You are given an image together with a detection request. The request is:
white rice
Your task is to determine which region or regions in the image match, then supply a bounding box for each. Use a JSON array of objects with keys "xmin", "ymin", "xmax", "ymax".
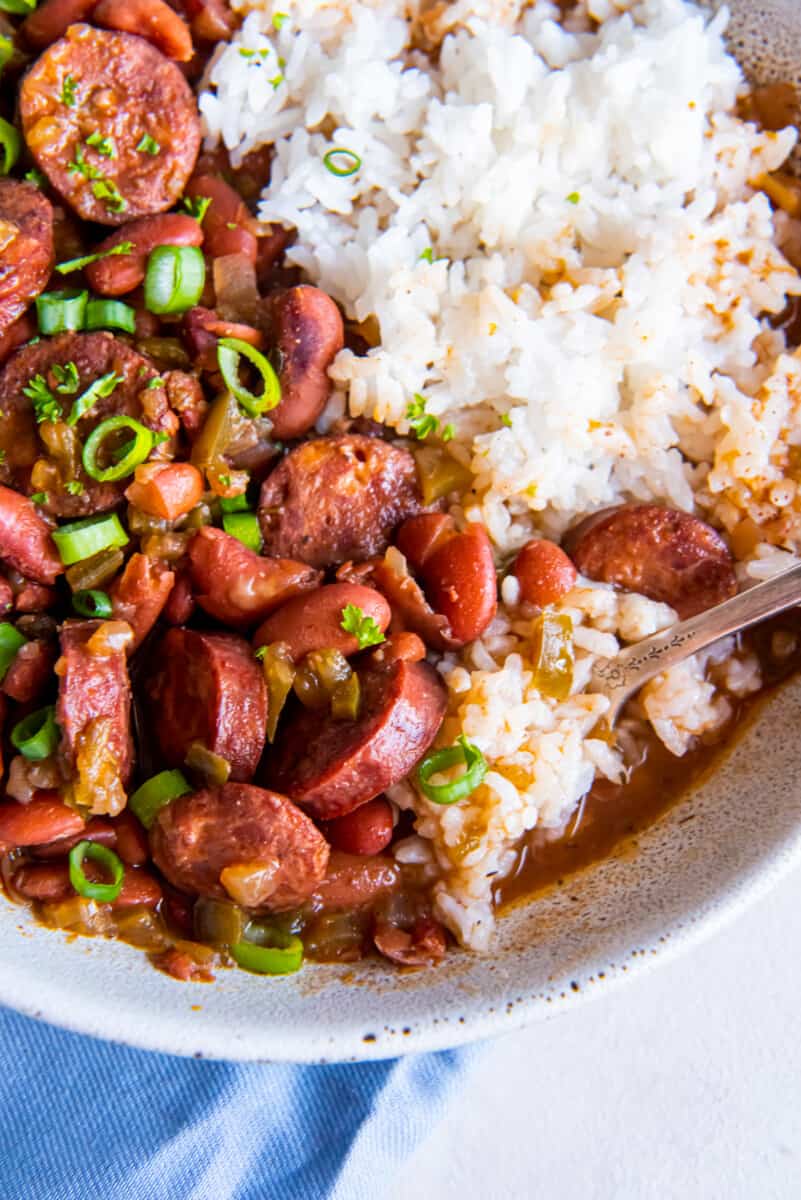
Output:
[{"xmin": 201, "ymin": 0, "xmax": 801, "ymax": 949}]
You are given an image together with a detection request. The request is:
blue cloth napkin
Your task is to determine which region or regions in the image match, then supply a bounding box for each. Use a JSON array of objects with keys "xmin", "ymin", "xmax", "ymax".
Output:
[{"xmin": 0, "ymin": 1005, "xmax": 469, "ymax": 1200}]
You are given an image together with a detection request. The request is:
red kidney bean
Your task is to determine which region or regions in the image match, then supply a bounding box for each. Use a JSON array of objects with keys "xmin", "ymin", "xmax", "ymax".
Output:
[
  {"xmin": 322, "ymin": 798, "xmax": 395, "ymax": 856},
  {"xmin": 395, "ymin": 515, "xmax": 497, "ymax": 645},
  {"xmin": 21, "ymin": 0, "xmax": 95, "ymax": 48},
  {"xmin": 185, "ymin": 175, "xmax": 258, "ymax": 261},
  {"xmin": 266, "ymin": 286, "xmax": 345, "ymax": 440},
  {"xmin": 85, "ymin": 213, "xmax": 203, "ymax": 296},
  {"xmin": 92, "ymin": 0, "xmax": 194, "ymax": 61},
  {"xmin": 512, "ymin": 538, "xmax": 577, "ymax": 607},
  {"xmin": 253, "ymin": 582, "xmax": 391, "ymax": 663},
  {"xmin": 395, "ymin": 513, "xmax": 453, "ymax": 571},
  {"xmin": 13, "ymin": 861, "xmax": 162, "ymax": 907},
  {"xmin": 0, "ymin": 796, "xmax": 84, "ymax": 848}
]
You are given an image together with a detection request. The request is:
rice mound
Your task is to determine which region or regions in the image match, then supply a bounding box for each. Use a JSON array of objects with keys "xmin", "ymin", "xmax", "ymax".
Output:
[{"xmin": 201, "ymin": 0, "xmax": 801, "ymax": 949}]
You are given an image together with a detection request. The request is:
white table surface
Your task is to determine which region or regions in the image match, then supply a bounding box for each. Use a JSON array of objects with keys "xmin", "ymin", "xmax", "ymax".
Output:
[{"xmin": 392, "ymin": 861, "xmax": 801, "ymax": 1200}]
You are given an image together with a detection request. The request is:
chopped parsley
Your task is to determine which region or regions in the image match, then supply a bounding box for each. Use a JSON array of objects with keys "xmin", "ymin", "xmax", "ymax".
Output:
[
  {"xmin": 65, "ymin": 480, "xmax": 84, "ymax": 496},
  {"xmin": 270, "ymin": 74, "xmax": 284, "ymax": 89},
  {"xmin": 53, "ymin": 362, "xmax": 80, "ymax": 394},
  {"xmin": 340, "ymin": 603, "xmax": 386, "ymax": 650},
  {"xmin": 405, "ymin": 393, "xmax": 439, "ymax": 440},
  {"xmin": 60, "ymin": 74, "xmax": 77, "ymax": 108},
  {"xmin": 419, "ymin": 247, "xmax": 434, "ymax": 264},
  {"xmin": 144, "ymin": 376, "xmax": 165, "ymax": 390},
  {"xmin": 68, "ymin": 145, "xmax": 102, "ymax": 181},
  {"xmin": 91, "ymin": 178, "xmax": 126, "ymax": 214},
  {"xmin": 273, "ymin": 11, "xmax": 287, "ymax": 29},
  {"xmin": 24, "ymin": 168, "xmax": 46, "ymax": 189},
  {"xmin": 23, "ymin": 375, "xmax": 62, "ymax": 424},
  {"xmin": 500, "ymin": 413, "xmax": 512, "ymax": 427},
  {"xmin": 239, "ymin": 47, "xmax": 255, "ymax": 58},
  {"xmin": 29, "ymin": 492, "xmax": 48, "ymax": 505},
  {"xmin": 86, "ymin": 131, "xmax": 116, "ymax": 159},
  {"xmin": 442, "ymin": 423, "xmax": 455, "ymax": 442},
  {"xmin": 55, "ymin": 241, "xmax": 134, "ymax": 275},
  {"xmin": 67, "ymin": 371, "xmax": 122, "ymax": 427},
  {"xmin": 566, "ymin": 191, "xmax": 580, "ymax": 204},
  {"xmin": 136, "ymin": 133, "xmax": 160, "ymax": 156},
  {"xmin": 152, "ymin": 431, "xmax": 170, "ymax": 446},
  {"xmin": 181, "ymin": 195, "xmax": 212, "ymax": 224}
]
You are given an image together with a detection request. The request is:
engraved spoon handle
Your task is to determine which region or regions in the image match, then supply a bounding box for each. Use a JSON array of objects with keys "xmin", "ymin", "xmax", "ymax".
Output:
[{"xmin": 588, "ymin": 561, "xmax": 801, "ymax": 724}]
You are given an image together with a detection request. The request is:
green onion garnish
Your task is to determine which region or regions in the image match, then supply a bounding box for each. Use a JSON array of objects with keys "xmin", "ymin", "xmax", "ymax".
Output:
[
  {"xmin": 72, "ymin": 589, "xmax": 112, "ymax": 619},
  {"xmin": 340, "ymin": 603, "xmax": 385, "ymax": 650},
  {"xmin": 51, "ymin": 513, "xmax": 129, "ymax": 566},
  {"xmin": 65, "ymin": 480, "xmax": 83, "ymax": 496},
  {"xmin": 566, "ymin": 191, "xmax": 580, "ymax": 205},
  {"xmin": 231, "ymin": 927, "xmax": 304, "ymax": 975},
  {"xmin": 0, "ymin": 35, "xmax": 13, "ymax": 74},
  {"xmin": 136, "ymin": 133, "xmax": 160, "ymax": 156},
  {"xmin": 0, "ymin": 116, "xmax": 20, "ymax": 176},
  {"xmin": 85, "ymin": 298, "xmax": 136, "ymax": 333},
  {"xmin": 222, "ymin": 512, "xmax": 262, "ymax": 553},
  {"xmin": 272, "ymin": 11, "xmax": 287, "ymax": 29},
  {"xmin": 0, "ymin": 622, "xmax": 26, "ymax": 682},
  {"xmin": 29, "ymin": 492, "xmax": 48, "ymax": 505},
  {"xmin": 180, "ymin": 195, "xmax": 211, "ymax": 224},
  {"xmin": 405, "ymin": 393, "xmax": 439, "ymax": 440},
  {"xmin": 35, "ymin": 289, "xmax": 88, "ymax": 335},
  {"xmin": 442, "ymin": 423, "xmax": 455, "ymax": 441},
  {"xmin": 24, "ymin": 168, "xmax": 47, "ymax": 189},
  {"xmin": 217, "ymin": 337, "xmax": 281, "ymax": 416},
  {"xmin": 144, "ymin": 245, "xmax": 205, "ymax": 315},
  {"xmin": 55, "ymin": 241, "xmax": 134, "ymax": 275},
  {"xmin": 68, "ymin": 841, "xmax": 124, "ymax": 903},
  {"xmin": 219, "ymin": 493, "xmax": 250, "ymax": 513},
  {"xmin": 60, "ymin": 73, "xmax": 77, "ymax": 107},
  {"xmin": 67, "ymin": 371, "xmax": 121, "ymax": 426},
  {"xmin": 53, "ymin": 362, "xmax": 80, "ymax": 393},
  {"xmin": 82, "ymin": 415, "xmax": 154, "ymax": 482},
  {"xmin": 11, "ymin": 705, "xmax": 59, "ymax": 761},
  {"xmin": 417, "ymin": 735, "xmax": 488, "ymax": 805},
  {"xmin": 86, "ymin": 131, "xmax": 116, "ymax": 159},
  {"xmin": 419, "ymin": 247, "xmax": 434, "ymax": 264},
  {"xmin": 91, "ymin": 178, "xmax": 126, "ymax": 214},
  {"xmin": 0, "ymin": 0, "xmax": 35, "ymax": 13},
  {"xmin": 323, "ymin": 147, "xmax": 361, "ymax": 178},
  {"xmin": 129, "ymin": 769, "xmax": 192, "ymax": 829}
]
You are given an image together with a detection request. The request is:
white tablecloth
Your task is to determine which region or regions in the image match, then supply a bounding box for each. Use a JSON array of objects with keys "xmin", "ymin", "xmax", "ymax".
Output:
[{"xmin": 393, "ymin": 864, "xmax": 801, "ymax": 1199}]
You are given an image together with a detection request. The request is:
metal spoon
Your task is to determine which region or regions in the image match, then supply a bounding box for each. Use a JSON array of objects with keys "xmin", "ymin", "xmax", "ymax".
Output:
[{"xmin": 587, "ymin": 561, "xmax": 801, "ymax": 725}]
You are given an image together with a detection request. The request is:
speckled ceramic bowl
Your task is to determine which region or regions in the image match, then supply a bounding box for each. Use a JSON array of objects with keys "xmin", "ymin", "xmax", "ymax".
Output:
[{"xmin": 2, "ymin": 0, "xmax": 801, "ymax": 1063}]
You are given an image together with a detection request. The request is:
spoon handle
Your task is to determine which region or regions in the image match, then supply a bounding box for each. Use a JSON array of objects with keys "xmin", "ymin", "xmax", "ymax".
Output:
[{"xmin": 588, "ymin": 560, "xmax": 801, "ymax": 721}]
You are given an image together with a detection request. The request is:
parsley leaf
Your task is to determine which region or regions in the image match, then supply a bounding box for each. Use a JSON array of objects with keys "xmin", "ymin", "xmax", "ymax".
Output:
[
  {"xmin": 60, "ymin": 74, "xmax": 77, "ymax": 108},
  {"xmin": 67, "ymin": 371, "xmax": 122, "ymax": 427},
  {"xmin": 566, "ymin": 191, "xmax": 580, "ymax": 205},
  {"xmin": 136, "ymin": 133, "xmax": 160, "ymax": 156},
  {"xmin": 30, "ymin": 491, "xmax": 48, "ymax": 505},
  {"xmin": 405, "ymin": 393, "xmax": 439, "ymax": 440},
  {"xmin": 24, "ymin": 168, "xmax": 46, "ymax": 189},
  {"xmin": 65, "ymin": 480, "xmax": 84, "ymax": 496},
  {"xmin": 273, "ymin": 12, "xmax": 287, "ymax": 29},
  {"xmin": 340, "ymin": 603, "xmax": 386, "ymax": 650},
  {"xmin": 53, "ymin": 362, "xmax": 80, "ymax": 394},
  {"xmin": 86, "ymin": 130, "xmax": 116, "ymax": 159},
  {"xmin": 181, "ymin": 195, "xmax": 212, "ymax": 224},
  {"xmin": 22, "ymin": 375, "xmax": 62, "ymax": 424},
  {"xmin": 441, "ymin": 423, "xmax": 455, "ymax": 442},
  {"xmin": 419, "ymin": 247, "xmax": 434, "ymax": 264},
  {"xmin": 500, "ymin": 413, "xmax": 512, "ymax": 427},
  {"xmin": 91, "ymin": 178, "xmax": 126, "ymax": 214},
  {"xmin": 55, "ymin": 241, "xmax": 134, "ymax": 275},
  {"xmin": 270, "ymin": 74, "xmax": 284, "ymax": 89},
  {"xmin": 68, "ymin": 144, "xmax": 101, "ymax": 180}
]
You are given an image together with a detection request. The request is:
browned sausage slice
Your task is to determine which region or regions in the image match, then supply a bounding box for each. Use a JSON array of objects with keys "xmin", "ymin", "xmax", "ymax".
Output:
[
  {"xmin": 566, "ymin": 503, "xmax": 737, "ymax": 619},
  {"xmin": 147, "ymin": 627, "xmax": 267, "ymax": 781},
  {"xmin": 0, "ymin": 179, "xmax": 54, "ymax": 336},
  {"xmin": 150, "ymin": 783, "xmax": 330, "ymax": 910},
  {"xmin": 56, "ymin": 619, "xmax": 134, "ymax": 816},
  {"xmin": 258, "ymin": 435, "xmax": 423, "ymax": 569},
  {"xmin": 0, "ymin": 485, "xmax": 63, "ymax": 583},
  {"xmin": 0, "ymin": 332, "xmax": 171, "ymax": 517},
  {"xmin": 265, "ymin": 655, "xmax": 447, "ymax": 820},
  {"xmin": 263, "ymin": 286, "xmax": 345, "ymax": 440},
  {"xmin": 20, "ymin": 26, "xmax": 201, "ymax": 225}
]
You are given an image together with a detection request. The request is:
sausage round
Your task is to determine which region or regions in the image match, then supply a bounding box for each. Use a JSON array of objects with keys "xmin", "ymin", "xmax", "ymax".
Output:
[
  {"xmin": 0, "ymin": 332, "xmax": 170, "ymax": 517},
  {"xmin": 263, "ymin": 286, "xmax": 345, "ymax": 440},
  {"xmin": 0, "ymin": 179, "xmax": 54, "ymax": 336},
  {"xmin": 19, "ymin": 26, "xmax": 201, "ymax": 225},
  {"xmin": 150, "ymin": 783, "xmax": 330, "ymax": 910},
  {"xmin": 265, "ymin": 655, "xmax": 447, "ymax": 820},
  {"xmin": 56, "ymin": 619, "xmax": 134, "ymax": 814},
  {"xmin": 566, "ymin": 503, "xmax": 737, "ymax": 619},
  {"xmin": 252, "ymin": 582, "xmax": 391, "ymax": 663},
  {"xmin": 258, "ymin": 436, "xmax": 423, "ymax": 569},
  {"xmin": 147, "ymin": 627, "xmax": 267, "ymax": 782},
  {"xmin": 0, "ymin": 486, "xmax": 63, "ymax": 583}
]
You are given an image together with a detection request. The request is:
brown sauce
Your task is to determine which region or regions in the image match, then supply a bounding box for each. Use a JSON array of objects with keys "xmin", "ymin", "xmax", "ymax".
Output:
[{"xmin": 498, "ymin": 615, "xmax": 801, "ymax": 910}]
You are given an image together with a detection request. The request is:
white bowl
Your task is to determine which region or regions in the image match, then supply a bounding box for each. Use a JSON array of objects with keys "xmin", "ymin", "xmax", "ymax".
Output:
[{"xmin": 3, "ymin": 0, "xmax": 801, "ymax": 1062}]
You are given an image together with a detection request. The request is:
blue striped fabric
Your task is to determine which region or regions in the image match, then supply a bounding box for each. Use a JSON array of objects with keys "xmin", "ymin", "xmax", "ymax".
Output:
[{"xmin": 0, "ymin": 1005, "xmax": 470, "ymax": 1200}]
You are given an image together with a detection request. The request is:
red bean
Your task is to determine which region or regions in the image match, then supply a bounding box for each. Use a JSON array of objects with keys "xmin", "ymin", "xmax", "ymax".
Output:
[
  {"xmin": 185, "ymin": 175, "xmax": 258, "ymax": 261},
  {"xmin": 0, "ymin": 796, "xmax": 84, "ymax": 849},
  {"xmin": 12, "ymin": 861, "xmax": 162, "ymax": 907},
  {"xmin": 22, "ymin": 0, "xmax": 95, "ymax": 49},
  {"xmin": 85, "ymin": 214, "xmax": 203, "ymax": 297},
  {"xmin": 395, "ymin": 513, "xmax": 453, "ymax": 571},
  {"xmin": 253, "ymin": 582, "xmax": 391, "ymax": 663},
  {"xmin": 512, "ymin": 538, "xmax": 577, "ymax": 606},
  {"xmin": 92, "ymin": 0, "xmax": 194, "ymax": 61},
  {"xmin": 322, "ymin": 798, "xmax": 395, "ymax": 856}
]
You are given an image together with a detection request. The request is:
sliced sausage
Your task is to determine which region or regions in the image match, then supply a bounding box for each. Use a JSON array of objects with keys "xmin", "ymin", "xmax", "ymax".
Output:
[
  {"xmin": 0, "ymin": 795, "xmax": 84, "ymax": 849},
  {"xmin": 0, "ymin": 486, "xmax": 63, "ymax": 583},
  {"xmin": 56, "ymin": 619, "xmax": 133, "ymax": 816},
  {"xmin": 0, "ymin": 332, "xmax": 169, "ymax": 517},
  {"xmin": 265, "ymin": 654, "xmax": 447, "ymax": 821},
  {"xmin": 150, "ymin": 783, "xmax": 329, "ymax": 910},
  {"xmin": 109, "ymin": 553, "xmax": 175, "ymax": 650},
  {"xmin": 20, "ymin": 26, "xmax": 201, "ymax": 225},
  {"xmin": 258, "ymin": 436, "xmax": 423, "ymax": 569},
  {"xmin": 188, "ymin": 526, "xmax": 321, "ymax": 630},
  {"xmin": 2, "ymin": 639, "xmax": 56, "ymax": 703},
  {"xmin": 263, "ymin": 286, "xmax": 345, "ymax": 440},
  {"xmin": 252, "ymin": 582, "xmax": 391, "ymax": 663},
  {"xmin": 85, "ymin": 214, "xmax": 204, "ymax": 296},
  {"xmin": 146, "ymin": 627, "xmax": 267, "ymax": 781},
  {"xmin": 0, "ymin": 179, "xmax": 54, "ymax": 337},
  {"xmin": 566, "ymin": 503, "xmax": 737, "ymax": 619}
]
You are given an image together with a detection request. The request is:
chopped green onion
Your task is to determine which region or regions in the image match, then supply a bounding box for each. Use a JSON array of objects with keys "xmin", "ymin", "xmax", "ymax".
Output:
[
  {"xmin": 417, "ymin": 735, "xmax": 488, "ymax": 805},
  {"xmin": 136, "ymin": 133, "xmax": 160, "ymax": 156},
  {"xmin": 35, "ymin": 289, "xmax": 87, "ymax": 335},
  {"xmin": 129, "ymin": 769, "xmax": 191, "ymax": 829},
  {"xmin": 60, "ymin": 73, "xmax": 77, "ymax": 107},
  {"xmin": 419, "ymin": 247, "xmax": 434, "ymax": 264},
  {"xmin": 566, "ymin": 191, "xmax": 580, "ymax": 205},
  {"xmin": 442, "ymin": 423, "xmax": 455, "ymax": 442},
  {"xmin": 11, "ymin": 705, "xmax": 59, "ymax": 761},
  {"xmin": 269, "ymin": 74, "xmax": 283, "ymax": 89},
  {"xmin": 55, "ymin": 241, "xmax": 134, "ymax": 275},
  {"xmin": 68, "ymin": 841, "xmax": 124, "ymax": 903},
  {"xmin": 0, "ymin": 622, "xmax": 26, "ymax": 682},
  {"xmin": 180, "ymin": 195, "xmax": 211, "ymax": 224},
  {"xmin": 222, "ymin": 512, "xmax": 262, "ymax": 553},
  {"xmin": 0, "ymin": 35, "xmax": 14, "ymax": 74},
  {"xmin": 82, "ymin": 415, "xmax": 154, "ymax": 482},
  {"xmin": 51, "ymin": 513, "xmax": 129, "ymax": 566},
  {"xmin": 86, "ymin": 131, "xmax": 116, "ymax": 159},
  {"xmin": 24, "ymin": 168, "xmax": 47, "ymax": 189},
  {"xmin": 219, "ymin": 493, "xmax": 251, "ymax": 513},
  {"xmin": 144, "ymin": 245, "xmax": 205, "ymax": 315},
  {"xmin": 340, "ymin": 603, "xmax": 385, "ymax": 650},
  {"xmin": 67, "ymin": 371, "xmax": 121, "ymax": 426},
  {"xmin": 231, "ymin": 927, "xmax": 303, "ymax": 975},
  {"xmin": 323, "ymin": 147, "xmax": 362, "ymax": 178},
  {"xmin": 29, "ymin": 492, "xmax": 48, "ymax": 505},
  {"xmin": 0, "ymin": 0, "xmax": 32, "ymax": 13},
  {"xmin": 500, "ymin": 413, "xmax": 512, "ymax": 427},
  {"xmin": 53, "ymin": 362, "xmax": 80, "ymax": 393},
  {"xmin": 72, "ymin": 589, "xmax": 112, "ymax": 619},
  {"xmin": 65, "ymin": 480, "xmax": 83, "ymax": 496},
  {"xmin": 217, "ymin": 337, "xmax": 281, "ymax": 417},
  {"xmin": 405, "ymin": 393, "xmax": 439, "ymax": 440},
  {"xmin": 85, "ymin": 298, "xmax": 136, "ymax": 333},
  {"xmin": 272, "ymin": 11, "xmax": 287, "ymax": 28},
  {"xmin": 91, "ymin": 178, "xmax": 126, "ymax": 214},
  {"xmin": 0, "ymin": 116, "xmax": 20, "ymax": 176}
]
